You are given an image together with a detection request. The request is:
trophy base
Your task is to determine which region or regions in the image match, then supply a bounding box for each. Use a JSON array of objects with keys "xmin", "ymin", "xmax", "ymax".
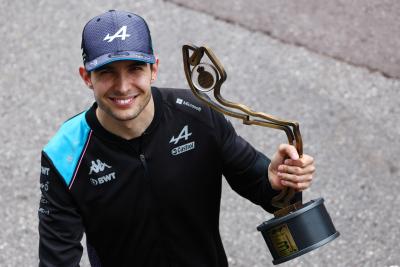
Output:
[{"xmin": 257, "ymin": 198, "xmax": 339, "ymax": 265}]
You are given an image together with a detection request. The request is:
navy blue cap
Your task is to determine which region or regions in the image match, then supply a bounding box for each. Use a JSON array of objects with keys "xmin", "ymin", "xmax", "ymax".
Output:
[{"xmin": 81, "ymin": 10, "xmax": 156, "ymax": 71}]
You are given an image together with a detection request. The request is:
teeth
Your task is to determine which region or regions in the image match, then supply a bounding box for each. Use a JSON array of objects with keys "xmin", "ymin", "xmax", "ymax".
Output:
[{"xmin": 113, "ymin": 98, "xmax": 133, "ymax": 105}]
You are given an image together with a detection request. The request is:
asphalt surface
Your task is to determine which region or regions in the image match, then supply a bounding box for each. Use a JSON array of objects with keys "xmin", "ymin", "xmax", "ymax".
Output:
[
  {"xmin": 1, "ymin": 0, "xmax": 399, "ymax": 266},
  {"xmin": 169, "ymin": 0, "xmax": 400, "ymax": 79}
]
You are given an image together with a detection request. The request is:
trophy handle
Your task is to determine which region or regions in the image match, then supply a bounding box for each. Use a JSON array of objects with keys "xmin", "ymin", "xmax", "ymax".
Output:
[{"xmin": 182, "ymin": 44, "xmax": 304, "ymax": 216}]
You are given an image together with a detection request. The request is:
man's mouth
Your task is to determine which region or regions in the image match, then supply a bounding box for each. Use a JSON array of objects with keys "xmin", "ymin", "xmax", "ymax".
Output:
[{"xmin": 109, "ymin": 96, "xmax": 137, "ymax": 107}]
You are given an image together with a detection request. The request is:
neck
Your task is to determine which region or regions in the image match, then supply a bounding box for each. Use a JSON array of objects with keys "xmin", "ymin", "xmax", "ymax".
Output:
[{"xmin": 96, "ymin": 97, "xmax": 155, "ymax": 140}]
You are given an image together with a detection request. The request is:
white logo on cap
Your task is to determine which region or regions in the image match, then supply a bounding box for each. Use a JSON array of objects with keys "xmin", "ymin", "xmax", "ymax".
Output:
[
  {"xmin": 90, "ymin": 60, "xmax": 98, "ymax": 66},
  {"xmin": 104, "ymin": 26, "xmax": 130, "ymax": 42}
]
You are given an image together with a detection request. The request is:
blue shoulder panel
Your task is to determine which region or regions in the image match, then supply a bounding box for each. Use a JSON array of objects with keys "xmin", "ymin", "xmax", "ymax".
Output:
[{"xmin": 44, "ymin": 111, "xmax": 91, "ymax": 186}]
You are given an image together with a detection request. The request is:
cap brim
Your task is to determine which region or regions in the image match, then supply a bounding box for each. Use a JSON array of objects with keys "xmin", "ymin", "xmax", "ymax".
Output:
[{"xmin": 85, "ymin": 51, "xmax": 156, "ymax": 71}]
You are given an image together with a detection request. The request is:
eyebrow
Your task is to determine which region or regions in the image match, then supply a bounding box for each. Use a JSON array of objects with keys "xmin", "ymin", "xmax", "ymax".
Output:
[
  {"xmin": 126, "ymin": 61, "xmax": 147, "ymax": 68},
  {"xmin": 129, "ymin": 61, "xmax": 147, "ymax": 66}
]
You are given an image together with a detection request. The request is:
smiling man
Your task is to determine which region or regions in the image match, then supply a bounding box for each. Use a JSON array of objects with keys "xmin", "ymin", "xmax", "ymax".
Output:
[
  {"xmin": 79, "ymin": 60, "xmax": 158, "ymax": 139},
  {"xmin": 38, "ymin": 10, "xmax": 315, "ymax": 267}
]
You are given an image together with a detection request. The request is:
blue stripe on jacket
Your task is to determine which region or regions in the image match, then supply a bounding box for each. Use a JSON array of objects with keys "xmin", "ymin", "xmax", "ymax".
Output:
[{"xmin": 44, "ymin": 111, "xmax": 91, "ymax": 186}]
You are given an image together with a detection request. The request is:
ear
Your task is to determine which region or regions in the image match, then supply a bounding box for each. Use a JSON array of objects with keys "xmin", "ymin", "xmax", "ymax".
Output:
[
  {"xmin": 150, "ymin": 58, "xmax": 160, "ymax": 84},
  {"xmin": 79, "ymin": 66, "xmax": 93, "ymax": 89}
]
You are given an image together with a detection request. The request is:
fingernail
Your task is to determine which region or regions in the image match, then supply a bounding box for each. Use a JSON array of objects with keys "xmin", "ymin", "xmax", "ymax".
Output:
[{"xmin": 278, "ymin": 165, "xmax": 284, "ymax": 171}]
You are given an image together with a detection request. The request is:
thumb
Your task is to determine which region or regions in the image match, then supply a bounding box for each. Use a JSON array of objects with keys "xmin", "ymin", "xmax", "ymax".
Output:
[
  {"xmin": 278, "ymin": 144, "xmax": 299, "ymax": 161},
  {"xmin": 271, "ymin": 144, "xmax": 299, "ymax": 169}
]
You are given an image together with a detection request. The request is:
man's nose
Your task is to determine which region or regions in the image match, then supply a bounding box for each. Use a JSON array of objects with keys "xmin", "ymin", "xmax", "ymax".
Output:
[{"xmin": 116, "ymin": 72, "xmax": 131, "ymax": 93}]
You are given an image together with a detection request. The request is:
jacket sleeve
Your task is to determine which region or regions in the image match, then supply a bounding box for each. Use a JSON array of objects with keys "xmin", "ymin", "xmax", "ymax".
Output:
[
  {"xmin": 38, "ymin": 152, "xmax": 84, "ymax": 267},
  {"xmin": 213, "ymin": 111, "xmax": 283, "ymax": 213}
]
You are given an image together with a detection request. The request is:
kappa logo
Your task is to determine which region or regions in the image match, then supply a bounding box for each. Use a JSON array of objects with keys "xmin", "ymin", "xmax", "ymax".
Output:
[
  {"xmin": 170, "ymin": 125, "xmax": 192, "ymax": 145},
  {"xmin": 104, "ymin": 25, "xmax": 130, "ymax": 42},
  {"xmin": 89, "ymin": 159, "xmax": 112, "ymax": 175}
]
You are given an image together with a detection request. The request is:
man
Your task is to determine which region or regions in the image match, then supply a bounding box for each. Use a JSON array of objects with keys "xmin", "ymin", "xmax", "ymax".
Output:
[{"xmin": 38, "ymin": 10, "xmax": 315, "ymax": 267}]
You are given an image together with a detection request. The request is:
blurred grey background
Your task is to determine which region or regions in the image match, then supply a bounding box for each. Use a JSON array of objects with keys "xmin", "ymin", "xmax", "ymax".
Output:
[{"xmin": 0, "ymin": 0, "xmax": 399, "ymax": 266}]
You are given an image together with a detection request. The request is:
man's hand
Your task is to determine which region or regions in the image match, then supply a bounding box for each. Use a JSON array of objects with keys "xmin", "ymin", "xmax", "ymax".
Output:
[{"xmin": 268, "ymin": 144, "xmax": 315, "ymax": 191}]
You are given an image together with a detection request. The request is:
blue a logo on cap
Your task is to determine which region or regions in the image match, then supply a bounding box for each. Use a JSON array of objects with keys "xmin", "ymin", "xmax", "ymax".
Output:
[{"xmin": 103, "ymin": 26, "xmax": 131, "ymax": 42}]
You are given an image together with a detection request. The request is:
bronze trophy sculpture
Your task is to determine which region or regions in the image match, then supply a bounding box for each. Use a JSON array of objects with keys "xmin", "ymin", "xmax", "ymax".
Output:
[{"xmin": 182, "ymin": 44, "xmax": 339, "ymax": 265}]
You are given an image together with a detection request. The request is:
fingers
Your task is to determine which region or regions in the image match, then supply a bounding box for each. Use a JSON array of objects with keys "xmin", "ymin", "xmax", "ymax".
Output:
[
  {"xmin": 277, "ymin": 171, "xmax": 313, "ymax": 183},
  {"xmin": 283, "ymin": 154, "xmax": 314, "ymax": 168},
  {"xmin": 269, "ymin": 144, "xmax": 316, "ymax": 192},
  {"xmin": 278, "ymin": 172, "xmax": 313, "ymax": 191},
  {"xmin": 278, "ymin": 144, "xmax": 299, "ymax": 161},
  {"xmin": 276, "ymin": 152, "xmax": 315, "ymax": 192},
  {"xmin": 269, "ymin": 144, "xmax": 300, "ymax": 175},
  {"xmin": 278, "ymin": 161, "xmax": 315, "ymax": 176}
]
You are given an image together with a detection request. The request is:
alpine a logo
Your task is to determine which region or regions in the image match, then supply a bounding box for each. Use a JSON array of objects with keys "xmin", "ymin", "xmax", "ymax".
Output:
[
  {"xmin": 89, "ymin": 159, "xmax": 111, "ymax": 175},
  {"xmin": 104, "ymin": 25, "xmax": 130, "ymax": 42},
  {"xmin": 170, "ymin": 125, "xmax": 192, "ymax": 145},
  {"xmin": 170, "ymin": 125, "xmax": 196, "ymax": 155}
]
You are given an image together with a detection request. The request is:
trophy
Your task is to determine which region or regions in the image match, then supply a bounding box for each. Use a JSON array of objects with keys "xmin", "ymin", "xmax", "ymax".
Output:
[{"xmin": 182, "ymin": 44, "xmax": 340, "ymax": 265}]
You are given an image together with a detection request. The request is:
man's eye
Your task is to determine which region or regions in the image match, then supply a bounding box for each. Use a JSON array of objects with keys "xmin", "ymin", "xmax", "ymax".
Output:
[
  {"xmin": 129, "ymin": 67, "xmax": 143, "ymax": 72},
  {"xmin": 96, "ymin": 70, "xmax": 115, "ymax": 77},
  {"xmin": 99, "ymin": 69, "xmax": 112, "ymax": 74}
]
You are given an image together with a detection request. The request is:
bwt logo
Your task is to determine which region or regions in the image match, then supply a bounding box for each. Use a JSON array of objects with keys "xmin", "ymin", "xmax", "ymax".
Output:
[
  {"xmin": 90, "ymin": 172, "xmax": 116, "ymax": 186},
  {"xmin": 41, "ymin": 166, "xmax": 50, "ymax": 176}
]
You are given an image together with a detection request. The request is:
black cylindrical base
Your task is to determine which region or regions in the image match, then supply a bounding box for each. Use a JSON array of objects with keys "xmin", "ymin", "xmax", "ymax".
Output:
[{"xmin": 257, "ymin": 198, "xmax": 339, "ymax": 265}]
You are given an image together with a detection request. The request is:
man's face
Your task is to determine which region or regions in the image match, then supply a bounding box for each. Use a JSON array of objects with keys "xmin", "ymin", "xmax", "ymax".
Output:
[{"xmin": 85, "ymin": 60, "xmax": 158, "ymax": 122}]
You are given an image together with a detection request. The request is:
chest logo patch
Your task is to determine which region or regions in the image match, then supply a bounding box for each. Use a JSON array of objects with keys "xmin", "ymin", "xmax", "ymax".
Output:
[
  {"xmin": 176, "ymin": 98, "xmax": 202, "ymax": 112},
  {"xmin": 170, "ymin": 125, "xmax": 196, "ymax": 156},
  {"xmin": 89, "ymin": 159, "xmax": 112, "ymax": 175},
  {"xmin": 170, "ymin": 125, "xmax": 192, "ymax": 145},
  {"xmin": 90, "ymin": 172, "xmax": 116, "ymax": 186}
]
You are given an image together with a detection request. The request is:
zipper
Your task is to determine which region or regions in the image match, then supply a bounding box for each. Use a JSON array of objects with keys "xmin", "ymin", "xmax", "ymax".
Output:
[
  {"xmin": 138, "ymin": 131, "xmax": 149, "ymax": 173},
  {"xmin": 138, "ymin": 132, "xmax": 170, "ymax": 264},
  {"xmin": 139, "ymin": 153, "xmax": 148, "ymax": 173}
]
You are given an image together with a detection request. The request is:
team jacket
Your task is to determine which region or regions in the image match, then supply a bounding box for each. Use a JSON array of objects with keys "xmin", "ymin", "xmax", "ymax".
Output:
[{"xmin": 38, "ymin": 87, "xmax": 282, "ymax": 267}]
